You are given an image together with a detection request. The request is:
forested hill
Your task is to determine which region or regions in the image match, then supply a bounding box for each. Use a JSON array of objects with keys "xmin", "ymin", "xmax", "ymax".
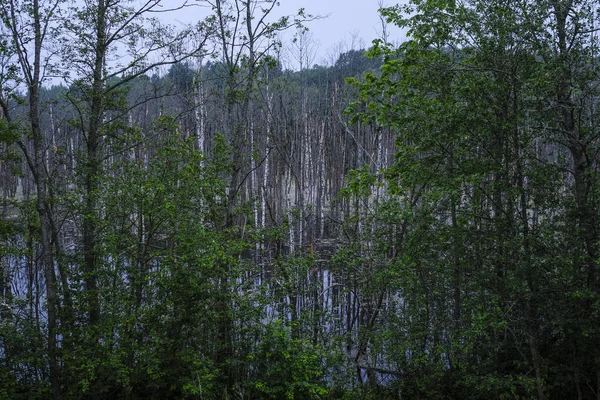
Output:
[{"xmin": 2, "ymin": 1, "xmax": 600, "ymax": 399}]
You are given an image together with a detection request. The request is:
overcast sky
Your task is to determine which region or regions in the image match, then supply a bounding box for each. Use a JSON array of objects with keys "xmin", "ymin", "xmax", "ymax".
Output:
[
  {"xmin": 274, "ymin": 0, "xmax": 406, "ymax": 65},
  {"xmin": 171, "ymin": 0, "xmax": 406, "ymax": 68}
]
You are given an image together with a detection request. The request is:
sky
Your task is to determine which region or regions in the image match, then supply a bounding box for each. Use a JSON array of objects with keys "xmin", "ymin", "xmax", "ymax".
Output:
[
  {"xmin": 274, "ymin": 0, "xmax": 406, "ymax": 65},
  {"xmin": 170, "ymin": 0, "xmax": 406, "ymax": 69}
]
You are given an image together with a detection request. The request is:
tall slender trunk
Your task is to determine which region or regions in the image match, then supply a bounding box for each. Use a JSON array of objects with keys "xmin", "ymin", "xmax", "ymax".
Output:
[
  {"xmin": 195, "ymin": 57, "xmax": 206, "ymax": 155},
  {"xmin": 83, "ymin": 0, "xmax": 108, "ymax": 326},
  {"xmin": 25, "ymin": 1, "xmax": 62, "ymax": 396}
]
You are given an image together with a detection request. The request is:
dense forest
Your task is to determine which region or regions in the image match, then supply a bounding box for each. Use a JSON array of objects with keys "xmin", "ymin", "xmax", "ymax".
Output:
[{"xmin": 1, "ymin": 0, "xmax": 600, "ymax": 399}]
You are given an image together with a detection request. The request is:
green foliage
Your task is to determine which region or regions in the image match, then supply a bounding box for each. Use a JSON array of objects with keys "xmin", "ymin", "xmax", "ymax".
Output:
[
  {"xmin": 3, "ymin": 0, "xmax": 600, "ymax": 398},
  {"xmin": 248, "ymin": 320, "xmax": 328, "ymax": 400},
  {"xmin": 0, "ymin": 203, "xmax": 49, "ymax": 398},
  {"xmin": 0, "ymin": 119, "xmax": 19, "ymax": 144},
  {"xmin": 342, "ymin": 0, "xmax": 600, "ymax": 399},
  {"xmin": 48, "ymin": 115, "xmax": 246, "ymax": 399}
]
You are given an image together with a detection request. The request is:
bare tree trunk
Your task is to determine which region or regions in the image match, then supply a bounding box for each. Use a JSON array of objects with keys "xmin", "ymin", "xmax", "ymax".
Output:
[
  {"xmin": 195, "ymin": 56, "xmax": 206, "ymax": 155},
  {"xmin": 318, "ymin": 122, "xmax": 326, "ymax": 238}
]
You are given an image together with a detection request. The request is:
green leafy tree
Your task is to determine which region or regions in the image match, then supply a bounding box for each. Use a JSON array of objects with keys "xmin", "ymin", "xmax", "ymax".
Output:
[{"xmin": 346, "ymin": 0, "xmax": 600, "ymax": 398}]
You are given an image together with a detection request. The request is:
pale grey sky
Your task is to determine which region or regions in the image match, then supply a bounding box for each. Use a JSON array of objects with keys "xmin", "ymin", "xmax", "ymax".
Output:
[
  {"xmin": 170, "ymin": 0, "xmax": 406, "ymax": 68},
  {"xmin": 275, "ymin": 0, "xmax": 405, "ymax": 65}
]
